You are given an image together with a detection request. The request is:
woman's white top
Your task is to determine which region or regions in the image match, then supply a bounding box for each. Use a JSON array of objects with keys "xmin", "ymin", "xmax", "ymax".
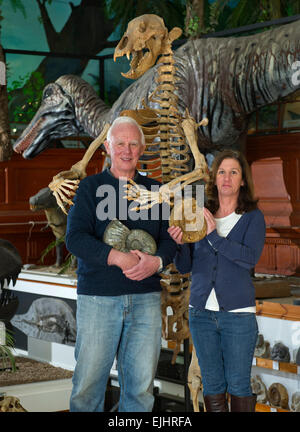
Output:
[{"xmin": 204, "ymin": 211, "xmax": 256, "ymax": 313}]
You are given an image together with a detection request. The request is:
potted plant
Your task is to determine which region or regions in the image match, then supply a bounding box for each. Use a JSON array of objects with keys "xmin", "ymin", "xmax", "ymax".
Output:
[{"xmin": 0, "ymin": 324, "xmax": 16, "ymax": 372}]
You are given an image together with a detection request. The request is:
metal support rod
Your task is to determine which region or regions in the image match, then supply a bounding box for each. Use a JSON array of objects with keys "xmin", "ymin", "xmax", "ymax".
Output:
[
  {"xmin": 183, "ymin": 338, "xmax": 191, "ymax": 412},
  {"xmin": 99, "ymin": 58, "xmax": 105, "ymax": 101}
]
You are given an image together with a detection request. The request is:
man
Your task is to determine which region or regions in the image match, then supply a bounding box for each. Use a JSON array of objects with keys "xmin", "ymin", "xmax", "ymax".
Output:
[{"xmin": 66, "ymin": 116, "xmax": 176, "ymax": 412}]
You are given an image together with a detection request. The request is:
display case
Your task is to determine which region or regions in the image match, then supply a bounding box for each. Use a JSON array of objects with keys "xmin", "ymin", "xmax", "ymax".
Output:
[{"xmin": 252, "ymin": 301, "xmax": 300, "ymax": 412}]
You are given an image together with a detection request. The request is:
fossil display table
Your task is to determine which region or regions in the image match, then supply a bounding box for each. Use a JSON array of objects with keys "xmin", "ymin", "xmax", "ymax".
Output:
[
  {"xmin": 7, "ymin": 268, "xmax": 77, "ymax": 370},
  {"xmin": 2, "ymin": 268, "xmax": 185, "ymax": 411},
  {"xmin": 0, "ymin": 269, "xmax": 77, "ymax": 411},
  {"xmin": 10, "ymin": 267, "xmax": 77, "ymax": 300}
]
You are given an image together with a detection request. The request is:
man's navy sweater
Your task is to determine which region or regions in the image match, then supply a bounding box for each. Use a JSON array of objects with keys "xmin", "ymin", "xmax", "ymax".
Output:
[
  {"xmin": 66, "ymin": 169, "xmax": 177, "ymax": 296},
  {"xmin": 174, "ymin": 209, "xmax": 266, "ymax": 311}
]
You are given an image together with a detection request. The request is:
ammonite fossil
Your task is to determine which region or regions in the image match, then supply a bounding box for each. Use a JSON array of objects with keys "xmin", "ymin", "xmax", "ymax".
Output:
[
  {"xmin": 268, "ymin": 383, "xmax": 289, "ymax": 409},
  {"xmin": 103, "ymin": 219, "xmax": 130, "ymax": 252},
  {"xmin": 125, "ymin": 229, "xmax": 157, "ymax": 255},
  {"xmin": 254, "ymin": 333, "xmax": 270, "ymax": 359},
  {"xmin": 291, "ymin": 392, "xmax": 300, "ymax": 412},
  {"xmin": 169, "ymin": 197, "xmax": 207, "ymax": 243},
  {"xmin": 270, "ymin": 342, "xmax": 290, "ymax": 363},
  {"xmin": 103, "ymin": 218, "xmax": 157, "ymax": 255},
  {"xmin": 251, "ymin": 375, "xmax": 268, "ymax": 404}
]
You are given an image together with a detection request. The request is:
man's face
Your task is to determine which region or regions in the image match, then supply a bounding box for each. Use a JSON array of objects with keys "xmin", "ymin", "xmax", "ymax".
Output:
[{"xmin": 104, "ymin": 122, "xmax": 144, "ymax": 178}]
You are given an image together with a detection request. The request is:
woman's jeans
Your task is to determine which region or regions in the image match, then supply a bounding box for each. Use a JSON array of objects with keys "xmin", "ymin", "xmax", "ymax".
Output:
[
  {"xmin": 70, "ymin": 292, "xmax": 162, "ymax": 412},
  {"xmin": 189, "ymin": 308, "xmax": 258, "ymax": 397}
]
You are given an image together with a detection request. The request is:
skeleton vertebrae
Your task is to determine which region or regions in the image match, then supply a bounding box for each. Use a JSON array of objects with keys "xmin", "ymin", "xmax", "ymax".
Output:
[{"xmin": 148, "ymin": 53, "xmax": 190, "ymax": 182}]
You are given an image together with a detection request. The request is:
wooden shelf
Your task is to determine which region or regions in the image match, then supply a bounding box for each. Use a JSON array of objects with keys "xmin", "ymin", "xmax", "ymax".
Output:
[
  {"xmin": 253, "ymin": 357, "xmax": 300, "ymax": 374},
  {"xmin": 256, "ymin": 301, "xmax": 300, "ymax": 321},
  {"xmin": 256, "ymin": 402, "xmax": 290, "ymax": 412}
]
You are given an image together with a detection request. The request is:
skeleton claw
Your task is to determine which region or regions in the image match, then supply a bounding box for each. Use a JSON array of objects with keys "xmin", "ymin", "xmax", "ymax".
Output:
[
  {"xmin": 124, "ymin": 181, "xmax": 174, "ymax": 211},
  {"xmin": 52, "ymin": 190, "xmax": 68, "ymax": 215},
  {"xmin": 49, "ymin": 175, "xmax": 80, "ymax": 215}
]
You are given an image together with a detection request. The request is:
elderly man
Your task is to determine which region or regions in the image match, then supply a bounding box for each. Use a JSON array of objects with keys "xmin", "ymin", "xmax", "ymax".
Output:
[{"xmin": 66, "ymin": 116, "xmax": 176, "ymax": 412}]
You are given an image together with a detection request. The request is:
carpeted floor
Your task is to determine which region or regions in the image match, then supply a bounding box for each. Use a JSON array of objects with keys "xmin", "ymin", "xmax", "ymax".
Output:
[{"xmin": 0, "ymin": 356, "xmax": 73, "ymax": 386}]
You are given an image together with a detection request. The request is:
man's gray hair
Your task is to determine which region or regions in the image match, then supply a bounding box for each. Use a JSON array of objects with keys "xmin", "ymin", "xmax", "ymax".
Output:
[{"xmin": 107, "ymin": 116, "xmax": 145, "ymax": 147}]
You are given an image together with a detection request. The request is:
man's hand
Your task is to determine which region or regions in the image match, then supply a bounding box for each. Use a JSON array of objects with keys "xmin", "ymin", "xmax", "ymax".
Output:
[
  {"xmin": 107, "ymin": 248, "xmax": 140, "ymax": 271},
  {"xmin": 123, "ymin": 250, "xmax": 161, "ymax": 281}
]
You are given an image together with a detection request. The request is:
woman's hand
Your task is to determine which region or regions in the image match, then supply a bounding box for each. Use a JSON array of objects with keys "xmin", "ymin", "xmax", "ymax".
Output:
[
  {"xmin": 167, "ymin": 226, "xmax": 184, "ymax": 245},
  {"xmin": 203, "ymin": 207, "xmax": 216, "ymax": 235}
]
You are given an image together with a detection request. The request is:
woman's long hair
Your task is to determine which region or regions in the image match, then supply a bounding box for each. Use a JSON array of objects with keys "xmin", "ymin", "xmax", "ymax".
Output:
[{"xmin": 206, "ymin": 149, "xmax": 258, "ymax": 214}]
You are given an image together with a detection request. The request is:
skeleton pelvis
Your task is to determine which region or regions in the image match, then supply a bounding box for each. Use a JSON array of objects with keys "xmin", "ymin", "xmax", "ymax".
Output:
[{"xmin": 169, "ymin": 197, "xmax": 207, "ymax": 243}]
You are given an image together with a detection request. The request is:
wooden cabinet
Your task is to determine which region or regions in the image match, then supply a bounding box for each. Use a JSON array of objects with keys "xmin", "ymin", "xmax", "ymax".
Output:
[
  {"xmin": 0, "ymin": 148, "xmax": 104, "ymax": 265},
  {"xmin": 247, "ymin": 133, "xmax": 300, "ymax": 276}
]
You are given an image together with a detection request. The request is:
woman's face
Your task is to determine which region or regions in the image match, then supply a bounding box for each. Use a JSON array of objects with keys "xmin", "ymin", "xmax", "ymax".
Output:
[{"xmin": 215, "ymin": 158, "xmax": 244, "ymax": 199}]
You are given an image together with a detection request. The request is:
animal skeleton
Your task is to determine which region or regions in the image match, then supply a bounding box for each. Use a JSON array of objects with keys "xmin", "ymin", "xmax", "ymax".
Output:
[
  {"xmin": 0, "ymin": 395, "xmax": 27, "ymax": 412},
  {"xmin": 114, "ymin": 14, "xmax": 207, "ymax": 183},
  {"xmin": 114, "ymin": 16, "xmax": 208, "ymax": 400},
  {"xmin": 112, "ymin": 16, "xmax": 211, "ymax": 413}
]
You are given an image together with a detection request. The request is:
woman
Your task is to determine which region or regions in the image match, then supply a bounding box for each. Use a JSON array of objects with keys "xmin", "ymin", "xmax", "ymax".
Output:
[{"xmin": 168, "ymin": 149, "xmax": 266, "ymax": 412}]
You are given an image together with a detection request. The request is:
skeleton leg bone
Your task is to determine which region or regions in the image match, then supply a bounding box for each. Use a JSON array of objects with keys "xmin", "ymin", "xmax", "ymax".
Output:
[{"xmin": 188, "ymin": 345, "xmax": 203, "ymax": 412}]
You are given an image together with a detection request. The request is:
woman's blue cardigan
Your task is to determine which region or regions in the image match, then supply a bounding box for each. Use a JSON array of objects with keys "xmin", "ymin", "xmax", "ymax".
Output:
[{"xmin": 174, "ymin": 209, "xmax": 266, "ymax": 311}]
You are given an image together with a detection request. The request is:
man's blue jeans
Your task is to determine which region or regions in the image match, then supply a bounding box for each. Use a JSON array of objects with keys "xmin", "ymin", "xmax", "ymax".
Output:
[
  {"xmin": 70, "ymin": 292, "xmax": 162, "ymax": 412},
  {"xmin": 189, "ymin": 309, "xmax": 258, "ymax": 397}
]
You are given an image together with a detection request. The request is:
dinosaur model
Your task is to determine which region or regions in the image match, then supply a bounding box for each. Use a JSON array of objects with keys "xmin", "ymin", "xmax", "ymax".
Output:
[
  {"xmin": 13, "ymin": 75, "xmax": 109, "ymax": 160},
  {"xmin": 29, "ymin": 187, "xmax": 67, "ymax": 267},
  {"xmin": 13, "ymin": 17, "xmax": 300, "ymax": 164},
  {"xmin": 0, "ymin": 239, "xmax": 22, "ymax": 325},
  {"xmin": 0, "ymin": 240, "xmax": 22, "ymax": 289}
]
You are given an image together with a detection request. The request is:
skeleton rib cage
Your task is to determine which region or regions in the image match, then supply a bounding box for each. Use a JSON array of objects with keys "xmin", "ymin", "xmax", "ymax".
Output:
[{"xmin": 138, "ymin": 53, "xmax": 191, "ymax": 182}]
